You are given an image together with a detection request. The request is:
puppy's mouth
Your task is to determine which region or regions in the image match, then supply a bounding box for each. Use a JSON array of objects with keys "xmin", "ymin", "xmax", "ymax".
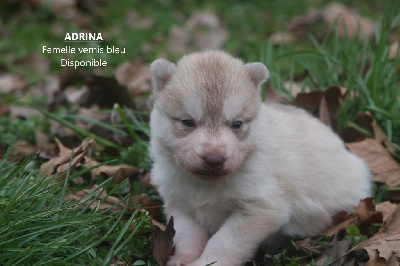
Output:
[{"xmin": 190, "ymin": 168, "xmax": 230, "ymax": 181}]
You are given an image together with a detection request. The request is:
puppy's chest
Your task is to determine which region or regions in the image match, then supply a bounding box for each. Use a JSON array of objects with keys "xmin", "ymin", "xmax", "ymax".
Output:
[{"xmin": 188, "ymin": 200, "xmax": 235, "ymax": 235}]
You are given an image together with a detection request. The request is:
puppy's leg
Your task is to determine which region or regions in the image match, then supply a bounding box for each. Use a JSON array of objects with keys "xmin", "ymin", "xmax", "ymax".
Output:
[
  {"xmin": 188, "ymin": 200, "xmax": 289, "ymax": 266},
  {"xmin": 167, "ymin": 210, "xmax": 209, "ymax": 266}
]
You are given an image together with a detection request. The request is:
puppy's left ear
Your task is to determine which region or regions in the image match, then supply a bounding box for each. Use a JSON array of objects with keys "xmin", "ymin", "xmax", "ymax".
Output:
[
  {"xmin": 245, "ymin": 62, "xmax": 269, "ymax": 88},
  {"xmin": 150, "ymin": 58, "xmax": 176, "ymax": 95}
]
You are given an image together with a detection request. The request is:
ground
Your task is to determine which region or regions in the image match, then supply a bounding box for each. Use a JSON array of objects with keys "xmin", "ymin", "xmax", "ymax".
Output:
[{"xmin": 0, "ymin": 0, "xmax": 399, "ymax": 265}]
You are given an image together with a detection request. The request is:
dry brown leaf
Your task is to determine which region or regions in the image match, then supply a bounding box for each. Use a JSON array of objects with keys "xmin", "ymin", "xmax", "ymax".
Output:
[
  {"xmin": 376, "ymin": 201, "xmax": 398, "ymax": 223},
  {"xmin": 0, "ymin": 74, "xmax": 28, "ymax": 94},
  {"xmin": 138, "ymin": 172, "xmax": 152, "ymax": 189},
  {"xmin": 167, "ymin": 11, "xmax": 227, "ymax": 54},
  {"xmin": 50, "ymin": 120, "xmax": 75, "ymax": 138},
  {"xmin": 320, "ymin": 197, "xmax": 382, "ymax": 237},
  {"xmin": 283, "ymin": 81, "xmax": 310, "ymax": 97},
  {"xmin": 132, "ymin": 194, "xmax": 162, "ymax": 222},
  {"xmin": 291, "ymin": 86, "xmax": 346, "ymax": 132},
  {"xmin": 264, "ymin": 84, "xmax": 290, "ymax": 104},
  {"xmin": 366, "ymin": 250, "xmax": 387, "ymax": 266},
  {"xmin": 14, "ymin": 53, "xmax": 50, "ymax": 76},
  {"xmin": 346, "ymin": 138, "xmax": 400, "ymax": 187},
  {"xmin": 9, "ymin": 106, "xmax": 41, "ymax": 119},
  {"xmin": 60, "ymin": 68, "xmax": 134, "ymax": 108},
  {"xmin": 44, "ymin": 75, "xmax": 64, "ymax": 109},
  {"xmin": 388, "ymin": 41, "xmax": 399, "ymax": 60},
  {"xmin": 13, "ymin": 140, "xmax": 37, "ymax": 158},
  {"xmin": 318, "ymin": 96, "xmax": 331, "ymax": 127},
  {"xmin": 168, "ymin": 26, "xmax": 190, "ymax": 54},
  {"xmin": 115, "ymin": 59, "xmax": 152, "ymax": 96},
  {"xmin": 84, "ymin": 74, "xmax": 134, "ymax": 108},
  {"xmin": 269, "ymin": 31, "xmax": 296, "ymax": 45},
  {"xmin": 85, "ymin": 157, "xmax": 139, "ymax": 184},
  {"xmin": 288, "ymin": 3, "xmax": 375, "ymax": 41},
  {"xmin": 0, "ymin": 104, "xmax": 8, "ymax": 117},
  {"xmin": 322, "ymin": 3, "xmax": 375, "ymax": 41},
  {"xmin": 115, "ymin": 59, "xmax": 153, "ymax": 112},
  {"xmin": 151, "ymin": 216, "xmax": 175, "ymax": 266},
  {"xmin": 315, "ymin": 235, "xmax": 350, "ymax": 265},
  {"xmin": 67, "ymin": 185, "xmax": 127, "ymax": 214},
  {"xmin": 340, "ymin": 113, "xmax": 374, "ymax": 143},
  {"xmin": 297, "ymin": 235, "xmax": 350, "ymax": 265},
  {"xmin": 371, "ymin": 118, "xmax": 397, "ymax": 153},
  {"xmin": 125, "ymin": 10, "xmax": 154, "ymax": 29},
  {"xmin": 40, "ymin": 138, "xmax": 95, "ymax": 178},
  {"xmin": 352, "ymin": 205, "xmax": 400, "ymax": 264}
]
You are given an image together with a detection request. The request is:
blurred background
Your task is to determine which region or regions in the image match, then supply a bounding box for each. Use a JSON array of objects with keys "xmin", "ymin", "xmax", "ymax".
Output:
[{"xmin": 0, "ymin": 1, "xmax": 399, "ymax": 265}]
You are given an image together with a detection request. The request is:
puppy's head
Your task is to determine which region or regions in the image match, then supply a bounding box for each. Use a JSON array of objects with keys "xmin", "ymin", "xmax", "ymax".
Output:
[{"xmin": 150, "ymin": 51, "xmax": 269, "ymax": 180}]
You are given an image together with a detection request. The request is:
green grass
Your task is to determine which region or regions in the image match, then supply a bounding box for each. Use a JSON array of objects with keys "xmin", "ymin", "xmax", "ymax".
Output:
[
  {"xmin": 0, "ymin": 143, "xmax": 153, "ymax": 265},
  {"xmin": 263, "ymin": 0, "xmax": 400, "ymax": 147},
  {"xmin": 0, "ymin": 0, "xmax": 399, "ymax": 265}
]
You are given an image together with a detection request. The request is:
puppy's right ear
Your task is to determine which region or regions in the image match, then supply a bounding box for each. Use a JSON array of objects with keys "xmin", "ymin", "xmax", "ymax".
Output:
[{"xmin": 150, "ymin": 59, "xmax": 176, "ymax": 95}]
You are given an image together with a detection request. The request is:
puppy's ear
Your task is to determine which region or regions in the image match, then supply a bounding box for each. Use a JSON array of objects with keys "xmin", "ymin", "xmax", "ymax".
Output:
[
  {"xmin": 244, "ymin": 62, "xmax": 269, "ymax": 88},
  {"xmin": 150, "ymin": 59, "xmax": 176, "ymax": 95}
]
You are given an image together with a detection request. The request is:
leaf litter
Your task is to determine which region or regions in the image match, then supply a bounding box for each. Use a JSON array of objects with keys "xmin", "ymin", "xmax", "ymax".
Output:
[{"xmin": 1, "ymin": 2, "xmax": 399, "ymax": 265}]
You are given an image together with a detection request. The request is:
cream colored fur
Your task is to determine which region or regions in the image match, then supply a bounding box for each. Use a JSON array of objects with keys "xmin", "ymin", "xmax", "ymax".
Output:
[{"xmin": 149, "ymin": 51, "xmax": 371, "ymax": 266}]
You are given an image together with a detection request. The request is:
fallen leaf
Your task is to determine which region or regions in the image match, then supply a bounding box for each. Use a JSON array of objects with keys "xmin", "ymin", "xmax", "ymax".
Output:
[
  {"xmin": 388, "ymin": 187, "xmax": 400, "ymax": 201},
  {"xmin": 9, "ymin": 106, "xmax": 41, "ymax": 119},
  {"xmin": 264, "ymin": 84, "xmax": 290, "ymax": 104},
  {"xmin": 322, "ymin": 3, "xmax": 375, "ymax": 41},
  {"xmin": 0, "ymin": 104, "xmax": 8, "ymax": 117},
  {"xmin": 151, "ymin": 216, "xmax": 175, "ymax": 266},
  {"xmin": 115, "ymin": 59, "xmax": 153, "ymax": 112},
  {"xmin": 115, "ymin": 59, "xmax": 152, "ymax": 96},
  {"xmin": 125, "ymin": 10, "xmax": 154, "ymax": 29},
  {"xmin": 371, "ymin": 117, "xmax": 397, "ymax": 153},
  {"xmin": 288, "ymin": 3, "xmax": 375, "ymax": 41},
  {"xmin": 138, "ymin": 172, "xmax": 152, "ymax": 189},
  {"xmin": 340, "ymin": 113, "xmax": 374, "ymax": 143},
  {"xmin": 132, "ymin": 194, "xmax": 162, "ymax": 222},
  {"xmin": 351, "ymin": 205, "xmax": 400, "ymax": 264},
  {"xmin": 84, "ymin": 74, "xmax": 135, "ymax": 108},
  {"xmin": 50, "ymin": 120, "xmax": 75, "ymax": 138},
  {"xmin": 320, "ymin": 197, "xmax": 382, "ymax": 237},
  {"xmin": 14, "ymin": 53, "xmax": 50, "ymax": 76},
  {"xmin": 44, "ymin": 75, "xmax": 64, "ymax": 109},
  {"xmin": 389, "ymin": 41, "xmax": 399, "ymax": 60},
  {"xmin": 168, "ymin": 26, "xmax": 190, "ymax": 54},
  {"xmin": 314, "ymin": 235, "xmax": 350, "ymax": 265},
  {"xmin": 13, "ymin": 140, "xmax": 37, "ymax": 158},
  {"xmin": 167, "ymin": 11, "xmax": 228, "ymax": 54},
  {"xmin": 291, "ymin": 86, "xmax": 346, "ymax": 132},
  {"xmin": 66, "ymin": 185, "xmax": 127, "ymax": 214},
  {"xmin": 366, "ymin": 250, "xmax": 387, "ymax": 266},
  {"xmin": 376, "ymin": 201, "xmax": 398, "ymax": 223},
  {"xmin": 318, "ymin": 96, "xmax": 331, "ymax": 127},
  {"xmin": 0, "ymin": 74, "xmax": 28, "ymax": 94},
  {"xmin": 346, "ymin": 138, "xmax": 400, "ymax": 187},
  {"xmin": 40, "ymin": 138, "xmax": 95, "ymax": 179},
  {"xmin": 283, "ymin": 81, "xmax": 310, "ymax": 97},
  {"xmin": 269, "ymin": 31, "xmax": 296, "ymax": 45},
  {"xmin": 85, "ymin": 157, "xmax": 139, "ymax": 184}
]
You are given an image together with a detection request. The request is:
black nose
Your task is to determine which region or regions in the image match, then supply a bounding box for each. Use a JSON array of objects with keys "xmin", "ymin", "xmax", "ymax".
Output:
[{"xmin": 203, "ymin": 155, "xmax": 225, "ymax": 169}]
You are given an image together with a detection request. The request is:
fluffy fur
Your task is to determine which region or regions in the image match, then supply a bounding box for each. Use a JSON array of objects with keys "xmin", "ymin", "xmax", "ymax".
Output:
[{"xmin": 149, "ymin": 51, "xmax": 371, "ymax": 266}]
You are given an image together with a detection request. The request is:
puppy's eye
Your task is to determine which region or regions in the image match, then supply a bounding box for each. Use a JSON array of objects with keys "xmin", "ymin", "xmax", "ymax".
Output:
[
  {"xmin": 232, "ymin": 121, "xmax": 243, "ymax": 129},
  {"xmin": 182, "ymin": 119, "xmax": 195, "ymax": 127}
]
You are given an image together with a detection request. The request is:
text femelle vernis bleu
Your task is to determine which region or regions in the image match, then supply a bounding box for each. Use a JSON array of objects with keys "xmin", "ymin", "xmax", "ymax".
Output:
[{"xmin": 42, "ymin": 45, "xmax": 125, "ymax": 54}]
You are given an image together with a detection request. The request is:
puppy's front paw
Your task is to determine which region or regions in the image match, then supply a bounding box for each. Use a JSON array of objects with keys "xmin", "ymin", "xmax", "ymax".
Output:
[{"xmin": 167, "ymin": 254, "xmax": 199, "ymax": 266}]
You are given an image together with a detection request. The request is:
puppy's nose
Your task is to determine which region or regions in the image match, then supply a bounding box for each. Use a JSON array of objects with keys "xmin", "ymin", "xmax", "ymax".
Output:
[{"xmin": 203, "ymin": 155, "xmax": 225, "ymax": 168}]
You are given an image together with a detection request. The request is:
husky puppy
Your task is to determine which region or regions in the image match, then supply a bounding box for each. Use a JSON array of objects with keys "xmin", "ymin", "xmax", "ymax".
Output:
[{"xmin": 149, "ymin": 51, "xmax": 370, "ymax": 266}]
